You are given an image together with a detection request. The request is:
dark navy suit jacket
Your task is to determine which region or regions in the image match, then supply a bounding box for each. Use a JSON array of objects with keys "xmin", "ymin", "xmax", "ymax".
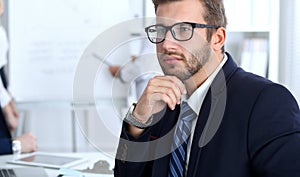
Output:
[
  {"xmin": 115, "ymin": 53, "xmax": 300, "ymax": 177},
  {"xmin": 0, "ymin": 108, "xmax": 12, "ymax": 155}
]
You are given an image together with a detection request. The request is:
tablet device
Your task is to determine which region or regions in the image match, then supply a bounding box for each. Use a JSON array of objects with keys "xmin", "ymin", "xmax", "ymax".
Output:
[{"xmin": 7, "ymin": 152, "xmax": 87, "ymax": 169}]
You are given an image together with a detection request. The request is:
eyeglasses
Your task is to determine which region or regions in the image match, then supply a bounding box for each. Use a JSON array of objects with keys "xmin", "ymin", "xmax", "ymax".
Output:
[{"xmin": 145, "ymin": 22, "xmax": 219, "ymax": 44}]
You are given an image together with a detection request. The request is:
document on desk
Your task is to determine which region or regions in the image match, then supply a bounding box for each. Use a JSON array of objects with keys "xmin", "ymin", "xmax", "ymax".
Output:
[{"xmin": 7, "ymin": 152, "xmax": 87, "ymax": 169}]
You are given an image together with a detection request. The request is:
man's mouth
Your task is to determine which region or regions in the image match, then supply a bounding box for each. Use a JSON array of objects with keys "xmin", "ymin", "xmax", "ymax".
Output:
[{"xmin": 163, "ymin": 54, "xmax": 184, "ymax": 64}]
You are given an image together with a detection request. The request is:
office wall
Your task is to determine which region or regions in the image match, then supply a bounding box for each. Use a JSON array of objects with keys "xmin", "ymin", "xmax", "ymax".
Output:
[
  {"xmin": 6, "ymin": 0, "xmax": 148, "ymax": 152},
  {"xmin": 279, "ymin": 0, "xmax": 300, "ymax": 103},
  {"xmin": 8, "ymin": 0, "xmax": 132, "ymax": 102}
]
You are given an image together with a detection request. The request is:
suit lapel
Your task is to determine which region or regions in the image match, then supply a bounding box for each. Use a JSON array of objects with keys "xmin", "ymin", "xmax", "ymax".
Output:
[
  {"xmin": 198, "ymin": 66, "xmax": 227, "ymax": 148},
  {"xmin": 187, "ymin": 53, "xmax": 238, "ymax": 177}
]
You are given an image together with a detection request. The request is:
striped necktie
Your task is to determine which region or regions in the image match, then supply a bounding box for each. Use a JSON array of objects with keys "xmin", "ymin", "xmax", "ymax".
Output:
[{"xmin": 168, "ymin": 101, "xmax": 197, "ymax": 177}]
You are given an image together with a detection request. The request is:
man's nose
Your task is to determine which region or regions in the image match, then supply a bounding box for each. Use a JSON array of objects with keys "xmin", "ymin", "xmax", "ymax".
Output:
[
  {"xmin": 164, "ymin": 29, "xmax": 177, "ymax": 43},
  {"xmin": 161, "ymin": 30, "xmax": 178, "ymax": 51}
]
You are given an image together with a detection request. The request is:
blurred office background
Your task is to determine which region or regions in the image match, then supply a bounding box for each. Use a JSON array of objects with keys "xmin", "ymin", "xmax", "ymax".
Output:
[{"xmin": 0, "ymin": 0, "xmax": 299, "ymax": 157}]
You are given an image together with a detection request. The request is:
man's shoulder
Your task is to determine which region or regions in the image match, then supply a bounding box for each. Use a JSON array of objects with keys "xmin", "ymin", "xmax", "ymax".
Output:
[{"xmin": 230, "ymin": 68, "xmax": 273, "ymax": 90}]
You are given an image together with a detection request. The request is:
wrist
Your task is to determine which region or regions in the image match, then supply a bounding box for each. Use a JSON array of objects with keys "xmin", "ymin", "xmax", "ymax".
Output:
[
  {"xmin": 125, "ymin": 103, "xmax": 153, "ymax": 129},
  {"xmin": 132, "ymin": 110, "xmax": 149, "ymax": 124}
]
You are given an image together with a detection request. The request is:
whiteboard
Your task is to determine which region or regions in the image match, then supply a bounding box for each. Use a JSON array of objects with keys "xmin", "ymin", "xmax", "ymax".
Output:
[{"xmin": 8, "ymin": 0, "xmax": 132, "ymax": 102}]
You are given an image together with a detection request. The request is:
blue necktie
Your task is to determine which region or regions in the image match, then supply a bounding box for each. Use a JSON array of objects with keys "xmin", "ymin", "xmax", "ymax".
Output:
[{"xmin": 168, "ymin": 102, "xmax": 196, "ymax": 177}]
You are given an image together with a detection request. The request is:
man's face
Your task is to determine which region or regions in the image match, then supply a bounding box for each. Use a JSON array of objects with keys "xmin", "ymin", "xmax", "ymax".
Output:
[{"xmin": 155, "ymin": 0, "xmax": 213, "ymax": 81}]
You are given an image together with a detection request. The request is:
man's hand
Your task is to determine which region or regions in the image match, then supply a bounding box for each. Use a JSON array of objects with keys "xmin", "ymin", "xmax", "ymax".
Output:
[
  {"xmin": 109, "ymin": 66, "xmax": 121, "ymax": 77},
  {"xmin": 3, "ymin": 100, "xmax": 20, "ymax": 131},
  {"xmin": 15, "ymin": 133, "xmax": 37, "ymax": 153},
  {"xmin": 128, "ymin": 76, "xmax": 186, "ymax": 137}
]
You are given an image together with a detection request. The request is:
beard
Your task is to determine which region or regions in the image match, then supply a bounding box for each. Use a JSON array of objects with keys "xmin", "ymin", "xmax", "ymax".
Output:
[{"xmin": 158, "ymin": 42, "xmax": 212, "ymax": 81}]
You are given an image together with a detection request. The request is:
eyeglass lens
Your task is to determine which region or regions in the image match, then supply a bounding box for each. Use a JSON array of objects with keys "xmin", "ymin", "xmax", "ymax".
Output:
[{"xmin": 147, "ymin": 23, "xmax": 194, "ymax": 43}]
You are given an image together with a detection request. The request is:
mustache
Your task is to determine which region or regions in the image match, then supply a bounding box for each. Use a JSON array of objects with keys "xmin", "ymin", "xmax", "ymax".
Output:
[{"xmin": 161, "ymin": 51, "xmax": 186, "ymax": 60}]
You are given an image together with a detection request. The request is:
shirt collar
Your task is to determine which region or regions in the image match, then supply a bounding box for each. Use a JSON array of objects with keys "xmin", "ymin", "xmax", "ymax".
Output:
[{"xmin": 182, "ymin": 54, "xmax": 228, "ymax": 115}]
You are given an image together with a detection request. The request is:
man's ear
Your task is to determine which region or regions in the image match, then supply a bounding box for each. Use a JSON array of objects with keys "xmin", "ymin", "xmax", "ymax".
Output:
[{"xmin": 211, "ymin": 27, "xmax": 226, "ymax": 51}]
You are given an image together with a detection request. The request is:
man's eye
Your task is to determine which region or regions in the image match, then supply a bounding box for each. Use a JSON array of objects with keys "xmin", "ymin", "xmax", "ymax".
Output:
[
  {"xmin": 149, "ymin": 29, "xmax": 157, "ymax": 33},
  {"xmin": 180, "ymin": 27, "xmax": 191, "ymax": 31}
]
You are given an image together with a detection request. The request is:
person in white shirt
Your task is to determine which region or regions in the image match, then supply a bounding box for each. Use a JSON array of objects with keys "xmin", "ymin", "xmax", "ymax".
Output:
[
  {"xmin": 0, "ymin": 0, "xmax": 19, "ymax": 131},
  {"xmin": 0, "ymin": 0, "xmax": 37, "ymax": 155}
]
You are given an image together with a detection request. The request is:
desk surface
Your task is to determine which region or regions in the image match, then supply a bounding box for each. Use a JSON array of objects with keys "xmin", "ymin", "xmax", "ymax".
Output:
[{"xmin": 0, "ymin": 152, "xmax": 114, "ymax": 177}]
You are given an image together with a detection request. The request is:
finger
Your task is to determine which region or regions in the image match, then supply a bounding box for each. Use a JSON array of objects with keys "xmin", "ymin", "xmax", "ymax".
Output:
[
  {"xmin": 151, "ymin": 92, "xmax": 176, "ymax": 110},
  {"xmin": 163, "ymin": 76, "xmax": 187, "ymax": 95},
  {"xmin": 149, "ymin": 76, "xmax": 186, "ymax": 103},
  {"xmin": 161, "ymin": 94, "xmax": 177, "ymax": 110},
  {"xmin": 147, "ymin": 85, "xmax": 178, "ymax": 108},
  {"xmin": 152, "ymin": 76, "xmax": 186, "ymax": 95}
]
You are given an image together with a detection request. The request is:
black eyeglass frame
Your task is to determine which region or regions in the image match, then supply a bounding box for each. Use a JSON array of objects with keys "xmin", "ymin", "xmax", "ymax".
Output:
[{"xmin": 145, "ymin": 22, "xmax": 220, "ymax": 44}]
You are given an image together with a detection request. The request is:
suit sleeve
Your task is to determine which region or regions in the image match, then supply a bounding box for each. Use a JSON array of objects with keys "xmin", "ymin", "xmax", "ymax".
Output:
[
  {"xmin": 0, "ymin": 138, "xmax": 12, "ymax": 155},
  {"xmin": 114, "ymin": 106, "xmax": 177, "ymax": 177},
  {"xmin": 0, "ymin": 105, "xmax": 13, "ymax": 155},
  {"xmin": 248, "ymin": 83, "xmax": 300, "ymax": 177},
  {"xmin": 114, "ymin": 122, "xmax": 154, "ymax": 177}
]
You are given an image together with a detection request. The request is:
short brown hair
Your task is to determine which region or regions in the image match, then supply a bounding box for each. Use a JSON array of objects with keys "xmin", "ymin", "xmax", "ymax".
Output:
[{"xmin": 152, "ymin": 0, "xmax": 227, "ymax": 51}]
